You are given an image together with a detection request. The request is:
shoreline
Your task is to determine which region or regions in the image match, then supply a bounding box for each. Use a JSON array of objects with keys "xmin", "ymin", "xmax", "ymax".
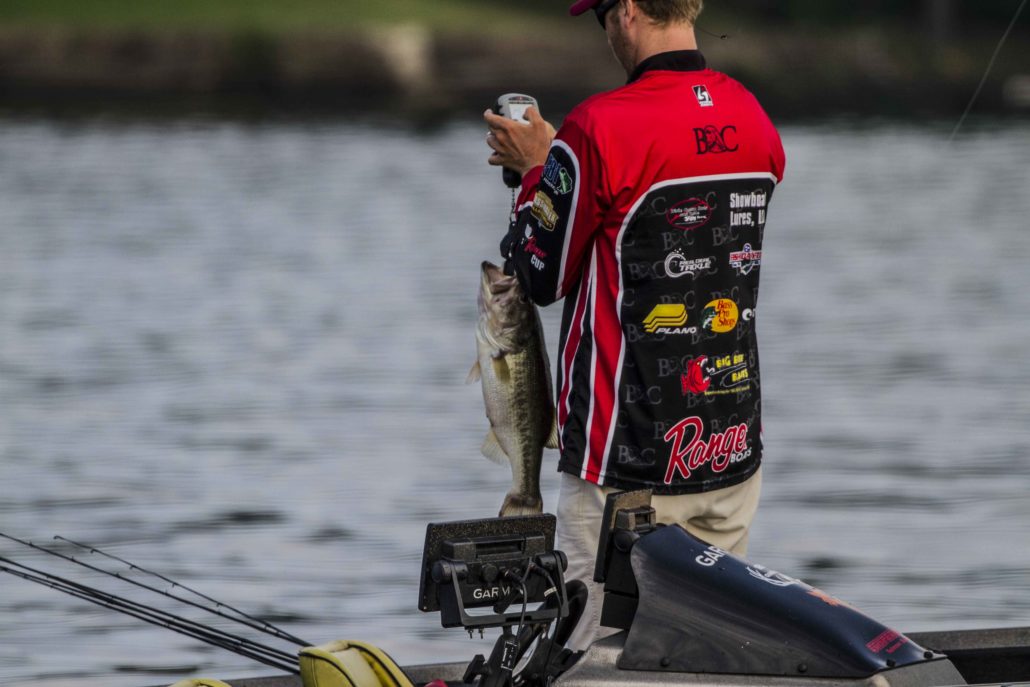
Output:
[{"xmin": 1, "ymin": 25, "xmax": 1028, "ymax": 120}]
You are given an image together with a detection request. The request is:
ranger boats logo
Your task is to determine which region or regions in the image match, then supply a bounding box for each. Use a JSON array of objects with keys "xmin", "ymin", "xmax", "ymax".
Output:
[
  {"xmin": 643, "ymin": 304, "xmax": 697, "ymax": 335},
  {"xmin": 662, "ymin": 416, "xmax": 750, "ymax": 483}
]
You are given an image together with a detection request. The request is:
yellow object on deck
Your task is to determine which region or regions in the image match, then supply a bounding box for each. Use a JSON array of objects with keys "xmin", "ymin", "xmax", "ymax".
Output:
[{"xmin": 299, "ymin": 639, "xmax": 414, "ymax": 687}]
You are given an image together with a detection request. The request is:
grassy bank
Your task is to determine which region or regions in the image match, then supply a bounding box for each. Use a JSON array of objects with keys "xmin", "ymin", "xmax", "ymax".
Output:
[
  {"xmin": 0, "ymin": 1, "xmax": 1026, "ymax": 120},
  {"xmin": 0, "ymin": 0, "xmax": 558, "ymax": 32}
]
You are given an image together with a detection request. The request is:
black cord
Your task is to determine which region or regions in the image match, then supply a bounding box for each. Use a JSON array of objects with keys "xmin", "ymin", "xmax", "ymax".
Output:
[{"xmin": 536, "ymin": 567, "xmax": 560, "ymax": 678}]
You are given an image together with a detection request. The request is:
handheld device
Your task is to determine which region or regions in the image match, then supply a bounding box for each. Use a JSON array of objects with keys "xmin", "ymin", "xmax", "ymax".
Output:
[{"xmin": 492, "ymin": 93, "xmax": 539, "ymax": 189}]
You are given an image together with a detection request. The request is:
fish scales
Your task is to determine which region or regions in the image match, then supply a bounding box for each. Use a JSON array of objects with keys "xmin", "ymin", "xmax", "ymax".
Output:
[{"xmin": 471, "ymin": 261, "xmax": 558, "ymax": 517}]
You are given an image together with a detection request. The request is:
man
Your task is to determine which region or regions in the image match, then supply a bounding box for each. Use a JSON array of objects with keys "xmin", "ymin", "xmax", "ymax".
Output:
[{"xmin": 484, "ymin": 0, "xmax": 784, "ymax": 651}]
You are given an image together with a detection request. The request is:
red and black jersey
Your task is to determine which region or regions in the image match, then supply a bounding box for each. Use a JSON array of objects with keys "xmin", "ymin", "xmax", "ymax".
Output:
[{"xmin": 505, "ymin": 50, "xmax": 785, "ymax": 495}]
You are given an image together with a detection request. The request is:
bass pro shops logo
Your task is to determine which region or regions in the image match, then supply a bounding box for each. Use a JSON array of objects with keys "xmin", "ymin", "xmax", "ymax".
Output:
[
  {"xmin": 701, "ymin": 298, "xmax": 739, "ymax": 333},
  {"xmin": 694, "ymin": 125, "xmax": 738, "ymax": 155}
]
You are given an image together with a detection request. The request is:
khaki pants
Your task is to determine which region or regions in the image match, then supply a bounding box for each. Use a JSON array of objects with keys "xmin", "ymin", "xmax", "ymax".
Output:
[{"xmin": 554, "ymin": 468, "xmax": 763, "ymax": 652}]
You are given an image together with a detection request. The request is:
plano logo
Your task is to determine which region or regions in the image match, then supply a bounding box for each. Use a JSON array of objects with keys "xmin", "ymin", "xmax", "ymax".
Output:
[
  {"xmin": 666, "ymin": 197, "xmax": 712, "ymax": 230},
  {"xmin": 643, "ymin": 304, "xmax": 696, "ymax": 335},
  {"xmin": 694, "ymin": 125, "xmax": 738, "ymax": 155},
  {"xmin": 693, "ymin": 84, "xmax": 714, "ymax": 107}
]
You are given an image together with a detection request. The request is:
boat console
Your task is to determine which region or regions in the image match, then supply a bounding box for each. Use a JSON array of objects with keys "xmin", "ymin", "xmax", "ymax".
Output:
[
  {"xmin": 418, "ymin": 514, "xmax": 579, "ymax": 687},
  {"xmin": 418, "ymin": 494, "xmax": 979, "ymax": 686}
]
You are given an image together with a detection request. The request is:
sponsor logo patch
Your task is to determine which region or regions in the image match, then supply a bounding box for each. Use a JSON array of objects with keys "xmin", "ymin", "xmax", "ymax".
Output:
[
  {"xmin": 523, "ymin": 235, "xmax": 548, "ymax": 271},
  {"xmin": 665, "ymin": 251, "xmax": 713, "ymax": 279},
  {"xmin": 531, "ymin": 191, "xmax": 558, "ymax": 231},
  {"xmin": 666, "ymin": 197, "xmax": 713, "ymax": 230},
  {"xmin": 693, "ymin": 84, "xmax": 714, "ymax": 108},
  {"xmin": 542, "ymin": 157, "xmax": 573, "ymax": 195},
  {"xmin": 701, "ymin": 298, "xmax": 739, "ymax": 333},
  {"xmin": 681, "ymin": 353, "xmax": 750, "ymax": 397},
  {"xmin": 662, "ymin": 416, "xmax": 750, "ymax": 483},
  {"xmin": 643, "ymin": 304, "xmax": 694, "ymax": 334},
  {"xmin": 729, "ymin": 243, "xmax": 762, "ymax": 275}
]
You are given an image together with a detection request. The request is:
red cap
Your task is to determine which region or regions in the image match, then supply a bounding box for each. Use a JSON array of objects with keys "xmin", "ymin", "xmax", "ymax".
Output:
[{"xmin": 569, "ymin": 0, "xmax": 604, "ymax": 16}]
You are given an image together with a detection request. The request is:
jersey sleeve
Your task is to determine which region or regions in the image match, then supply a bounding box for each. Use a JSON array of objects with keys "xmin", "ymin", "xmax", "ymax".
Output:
[{"xmin": 502, "ymin": 117, "xmax": 608, "ymax": 306}]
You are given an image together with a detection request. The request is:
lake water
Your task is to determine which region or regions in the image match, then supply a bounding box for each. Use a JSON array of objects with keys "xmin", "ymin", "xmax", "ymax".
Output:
[{"xmin": 1, "ymin": 116, "xmax": 1028, "ymax": 686}]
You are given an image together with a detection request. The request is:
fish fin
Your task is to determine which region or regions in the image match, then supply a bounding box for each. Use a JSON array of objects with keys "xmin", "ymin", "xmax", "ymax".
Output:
[
  {"xmin": 491, "ymin": 356, "xmax": 510, "ymax": 383},
  {"xmin": 545, "ymin": 417, "xmax": 560, "ymax": 450},
  {"xmin": 481, "ymin": 429, "xmax": 510, "ymax": 465},
  {"xmin": 466, "ymin": 360, "xmax": 481, "ymax": 384}
]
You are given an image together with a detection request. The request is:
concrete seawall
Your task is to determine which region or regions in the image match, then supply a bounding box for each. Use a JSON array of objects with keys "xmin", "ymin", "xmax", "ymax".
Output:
[{"xmin": 1, "ymin": 25, "xmax": 1027, "ymax": 118}]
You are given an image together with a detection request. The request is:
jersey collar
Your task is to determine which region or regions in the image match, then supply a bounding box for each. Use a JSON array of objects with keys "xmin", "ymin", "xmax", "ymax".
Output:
[{"xmin": 628, "ymin": 50, "xmax": 707, "ymax": 83}]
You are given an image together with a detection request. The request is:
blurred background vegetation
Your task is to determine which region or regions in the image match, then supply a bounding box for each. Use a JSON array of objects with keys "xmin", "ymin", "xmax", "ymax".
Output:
[
  {"xmin": 0, "ymin": 0, "xmax": 1020, "ymax": 31},
  {"xmin": 0, "ymin": 0, "xmax": 1026, "ymax": 118}
]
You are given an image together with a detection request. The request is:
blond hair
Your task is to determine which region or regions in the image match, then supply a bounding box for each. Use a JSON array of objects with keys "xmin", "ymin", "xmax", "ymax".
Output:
[{"xmin": 635, "ymin": 0, "xmax": 704, "ymax": 26}]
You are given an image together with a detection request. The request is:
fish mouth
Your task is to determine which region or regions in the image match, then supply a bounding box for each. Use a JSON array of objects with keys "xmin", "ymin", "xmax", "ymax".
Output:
[{"xmin": 480, "ymin": 260, "xmax": 517, "ymax": 294}]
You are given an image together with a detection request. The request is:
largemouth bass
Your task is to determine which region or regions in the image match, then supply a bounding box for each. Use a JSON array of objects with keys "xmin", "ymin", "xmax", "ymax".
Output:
[{"xmin": 468, "ymin": 261, "xmax": 558, "ymax": 517}]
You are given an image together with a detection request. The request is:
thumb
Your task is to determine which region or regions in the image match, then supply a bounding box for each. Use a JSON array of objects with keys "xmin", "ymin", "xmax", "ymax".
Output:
[{"xmin": 525, "ymin": 106, "xmax": 543, "ymax": 124}]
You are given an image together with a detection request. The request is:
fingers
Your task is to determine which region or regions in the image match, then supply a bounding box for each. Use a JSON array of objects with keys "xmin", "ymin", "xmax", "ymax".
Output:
[{"xmin": 484, "ymin": 109, "xmax": 513, "ymax": 131}]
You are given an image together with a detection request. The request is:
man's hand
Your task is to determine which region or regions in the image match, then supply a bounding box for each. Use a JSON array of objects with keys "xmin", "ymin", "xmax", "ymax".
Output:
[{"xmin": 484, "ymin": 107, "xmax": 556, "ymax": 176}]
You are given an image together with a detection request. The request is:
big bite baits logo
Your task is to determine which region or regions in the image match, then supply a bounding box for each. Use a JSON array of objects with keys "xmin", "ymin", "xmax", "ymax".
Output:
[{"xmin": 680, "ymin": 353, "xmax": 750, "ymax": 397}]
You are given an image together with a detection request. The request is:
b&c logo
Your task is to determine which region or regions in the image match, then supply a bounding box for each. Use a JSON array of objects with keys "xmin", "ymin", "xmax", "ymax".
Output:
[{"xmin": 694, "ymin": 125, "xmax": 739, "ymax": 155}]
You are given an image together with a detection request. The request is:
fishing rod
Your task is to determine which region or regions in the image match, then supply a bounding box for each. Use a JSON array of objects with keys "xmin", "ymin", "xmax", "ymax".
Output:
[
  {"xmin": 949, "ymin": 0, "xmax": 1028, "ymax": 142},
  {"xmin": 0, "ymin": 532, "xmax": 310, "ymax": 647},
  {"xmin": 0, "ymin": 556, "xmax": 299, "ymax": 674},
  {"xmin": 53, "ymin": 534, "xmax": 310, "ymax": 646}
]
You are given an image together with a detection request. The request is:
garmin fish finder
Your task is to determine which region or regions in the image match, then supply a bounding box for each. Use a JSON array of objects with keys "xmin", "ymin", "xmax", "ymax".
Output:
[
  {"xmin": 419, "ymin": 514, "xmax": 572, "ymax": 687},
  {"xmin": 493, "ymin": 93, "xmax": 540, "ymax": 189},
  {"xmin": 418, "ymin": 514, "xmax": 567, "ymax": 629}
]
